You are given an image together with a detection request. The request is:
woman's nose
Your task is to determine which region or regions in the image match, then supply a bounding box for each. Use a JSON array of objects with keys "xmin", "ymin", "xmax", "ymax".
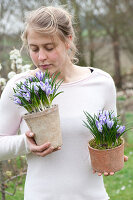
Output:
[{"xmin": 38, "ymin": 49, "xmax": 47, "ymax": 61}]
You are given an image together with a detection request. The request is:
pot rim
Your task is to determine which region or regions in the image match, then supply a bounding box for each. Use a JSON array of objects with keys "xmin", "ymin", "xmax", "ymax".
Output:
[
  {"xmin": 23, "ymin": 104, "xmax": 58, "ymax": 119},
  {"xmin": 88, "ymin": 137, "xmax": 124, "ymax": 152}
]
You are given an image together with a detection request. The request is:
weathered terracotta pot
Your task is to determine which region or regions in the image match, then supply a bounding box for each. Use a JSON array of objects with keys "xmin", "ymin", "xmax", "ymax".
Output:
[
  {"xmin": 88, "ymin": 138, "xmax": 124, "ymax": 173},
  {"xmin": 23, "ymin": 104, "xmax": 62, "ymax": 148}
]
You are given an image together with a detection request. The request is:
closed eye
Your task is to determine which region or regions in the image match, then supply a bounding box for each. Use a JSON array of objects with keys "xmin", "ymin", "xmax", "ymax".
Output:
[
  {"xmin": 31, "ymin": 48, "xmax": 38, "ymax": 52},
  {"xmin": 45, "ymin": 47, "xmax": 54, "ymax": 51}
]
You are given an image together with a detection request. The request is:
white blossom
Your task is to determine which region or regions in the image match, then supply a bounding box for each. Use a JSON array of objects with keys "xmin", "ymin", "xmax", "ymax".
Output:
[
  {"xmin": 16, "ymin": 58, "xmax": 22, "ymax": 64},
  {"xmin": 0, "ymin": 63, "xmax": 2, "ymax": 71},
  {"xmin": 10, "ymin": 49, "xmax": 21, "ymax": 60},
  {"xmin": 121, "ymin": 186, "xmax": 126, "ymax": 190},
  {"xmin": 0, "ymin": 78, "xmax": 6, "ymax": 86},
  {"xmin": 21, "ymin": 64, "xmax": 31, "ymax": 72},
  {"xmin": 11, "ymin": 61, "xmax": 16, "ymax": 70},
  {"xmin": 8, "ymin": 71, "xmax": 16, "ymax": 79},
  {"xmin": 16, "ymin": 64, "xmax": 22, "ymax": 69}
]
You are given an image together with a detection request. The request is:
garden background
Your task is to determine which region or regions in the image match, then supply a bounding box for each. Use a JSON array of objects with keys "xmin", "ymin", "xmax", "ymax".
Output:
[{"xmin": 0, "ymin": 0, "xmax": 133, "ymax": 199}]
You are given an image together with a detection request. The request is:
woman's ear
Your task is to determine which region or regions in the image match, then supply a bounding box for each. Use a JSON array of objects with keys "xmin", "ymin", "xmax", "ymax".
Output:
[
  {"xmin": 65, "ymin": 35, "xmax": 72, "ymax": 49},
  {"xmin": 65, "ymin": 43, "xmax": 70, "ymax": 49},
  {"xmin": 68, "ymin": 35, "xmax": 72, "ymax": 40}
]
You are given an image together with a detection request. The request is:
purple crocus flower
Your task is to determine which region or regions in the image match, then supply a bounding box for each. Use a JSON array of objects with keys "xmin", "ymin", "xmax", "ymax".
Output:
[
  {"xmin": 40, "ymin": 81, "xmax": 46, "ymax": 91},
  {"xmin": 20, "ymin": 85, "xmax": 28, "ymax": 92},
  {"xmin": 99, "ymin": 114, "xmax": 107, "ymax": 125},
  {"xmin": 106, "ymin": 119, "xmax": 114, "ymax": 129},
  {"xmin": 14, "ymin": 97, "xmax": 21, "ymax": 105},
  {"xmin": 23, "ymin": 92, "xmax": 30, "ymax": 102},
  {"xmin": 103, "ymin": 110, "xmax": 109, "ymax": 118},
  {"xmin": 45, "ymin": 79, "xmax": 49, "ymax": 86},
  {"xmin": 46, "ymin": 87, "xmax": 51, "ymax": 96},
  {"xmin": 116, "ymin": 133, "xmax": 121, "ymax": 138},
  {"xmin": 116, "ymin": 125, "xmax": 119, "ymax": 129},
  {"xmin": 117, "ymin": 126, "xmax": 125, "ymax": 134},
  {"xmin": 34, "ymin": 83, "xmax": 39, "ymax": 92},
  {"xmin": 96, "ymin": 120, "xmax": 103, "ymax": 133},
  {"xmin": 14, "ymin": 92, "xmax": 22, "ymax": 97},
  {"xmin": 35, "ymin": 71, "xmax": 45, "ymax": 81},
  {"xmin": 31, "ymin": 82, "xmax": 39, "ymax": 94},
  {"xmin": 50, "ymin": 88, "xmax": 54, "ymax": 94},
  {"xmin": 29, "ymin": 77, "xmax": 34, "ymax": 82}
]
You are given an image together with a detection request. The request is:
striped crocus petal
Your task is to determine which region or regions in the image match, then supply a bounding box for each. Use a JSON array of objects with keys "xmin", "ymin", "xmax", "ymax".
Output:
[
  {"xmin": 46, "ymin": 86, "xmax": 51, "ymax": 96},
  {"xmin": 99, "ymin": 115, "xmax": 107, "ymax": 125},
  {"xmin": 34, "ymin": 83, "xmax": 39, "ymax": 92},
  {"xmin": 116, "ymin": 125, "xmax": 119, "ymax": 129},
  {"xmin": 50, "ymin": 88, "xmax": 55, "ymax": 94},
  {"xmin": 29, "ymin": 77, "xmax": 34, "ymax": 82},
  {"xmin": 117, "ymin": 126, "xmax": 125, "ymax": 134},
  {"xmin": 31, "ymin": 82, "xmax": 39, "ymax": 92},
  {"xmin": 103, "ymin": 110, "xmax": 109, "ymax": 119},
  {"xmin": 23, "ymin": 92, "xmax": 30, "ymax": 101},
  {"xmin": 35, "ymin": 71, "xmax": 44, "ymax": 81},
  {"xmin": 21, "ymin": 85, "xmax": 28, "ymax": 92},
  {"xmin": 40, "ymin": 81, "xmax": 46, "ymax": 91},
  {"xmin": 107, "ymin": 119, "xmax": 114, "ymax": 129},
  {"xmin": 45, "ymin": 79, "xmax": 49, "ymax": 86},
  {"xmin": 14, "ymin": 97, "xmax": 21, "ymax": 105},
  {"xmin": 14, "ymin": 92, "xmax": 22, "ymax": 97},
  {"xmin": 96, "ymin": 120, "xmax": 103, "ymax": 133}
]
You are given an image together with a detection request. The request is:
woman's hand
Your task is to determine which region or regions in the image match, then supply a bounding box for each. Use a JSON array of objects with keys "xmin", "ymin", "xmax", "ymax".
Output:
[
  {"xmin": 25, "ymin": 131, "xmax": 61, "ymax": 157},
  {"xmin": 93, "ymin": 155, "xmax": 128, "ymax": 176}
]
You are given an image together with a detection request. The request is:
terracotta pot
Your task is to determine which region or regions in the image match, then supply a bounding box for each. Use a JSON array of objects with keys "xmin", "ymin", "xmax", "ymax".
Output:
[
  {"xmin": 88, "ymin": 138, "xmax": 124, "ymax": 173},
  {"xmin": 23, "ymin": 104, "xmax": 62, "ymax": 148}
]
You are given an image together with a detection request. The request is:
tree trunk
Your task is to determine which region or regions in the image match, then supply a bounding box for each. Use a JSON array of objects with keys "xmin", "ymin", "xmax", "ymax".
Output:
[
  {"xmin": 72, "ymin": 0, "xmax": 87, "ymax": 66},
  {"xmin": 0, "ymin": 161, "xmax": 6, "ymax": 200},
  {"xmin": 89, "ymin": 32, "xmax": 95, "ymax": 67},
  {"xmin": 112, "ymin": 29, "xmax": 122, "ymax": 88}
]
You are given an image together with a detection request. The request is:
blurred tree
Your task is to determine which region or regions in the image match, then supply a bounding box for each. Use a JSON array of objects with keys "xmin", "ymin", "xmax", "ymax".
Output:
[
  {"xmin": 120, "ymin": 0, "xmax": 133, "ymax": 56},
  {"xmin": 90, "ymin": 0, "xmax": 123, "ymax": 88}
]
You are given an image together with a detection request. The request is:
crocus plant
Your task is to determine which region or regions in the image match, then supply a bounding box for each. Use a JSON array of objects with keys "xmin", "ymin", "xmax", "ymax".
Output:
[
  {"xmin": 83, "ymin": 110, "xmax": 127, "ymax": 149},
  {"xmin": 13, "ymin": 70, "xmax": 63, "ymax": 113}
]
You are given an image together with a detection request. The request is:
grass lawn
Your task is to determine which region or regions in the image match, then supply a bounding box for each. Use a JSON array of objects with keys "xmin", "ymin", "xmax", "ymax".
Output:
[{"xmin": 1, "ymin": 112, "xmax": 133, "ymax": 200}]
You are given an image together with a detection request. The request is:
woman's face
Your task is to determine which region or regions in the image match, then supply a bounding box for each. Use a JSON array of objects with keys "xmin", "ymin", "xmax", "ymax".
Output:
[{"xmin": 27, "ymin": 29, "xmax": 69, "ymax": 75}]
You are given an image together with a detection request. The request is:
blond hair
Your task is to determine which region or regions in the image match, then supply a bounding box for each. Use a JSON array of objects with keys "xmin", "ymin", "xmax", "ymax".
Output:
[{"xmin": 21, "ymin": 6, "xmax": 78, "ymax": 63}]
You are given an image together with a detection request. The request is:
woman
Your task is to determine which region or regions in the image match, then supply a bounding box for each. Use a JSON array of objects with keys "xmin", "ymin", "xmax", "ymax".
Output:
[{"xmin": 0, "ymin": 6, "xmax": 127, "ymax": 200}]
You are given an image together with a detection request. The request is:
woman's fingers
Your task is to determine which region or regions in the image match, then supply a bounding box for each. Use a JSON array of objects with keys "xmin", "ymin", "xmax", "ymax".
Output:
[
  {"xmin": 25, "ymin": 131, "xmax": 61, "ymax": 156},
  {"xmin": 33, "ymin": 146, "xmax": 54, "ymax": 157},
  {"xmin": 93, "ymin": 170, "xmax": 102, "ymax": 176},
  {"xmin": 104, "ymin": 172, "xmax": 109, "ymax": 176},
  {"xmin": 25, "ymin": 131, "xmax": 36, "ymax": 144},
  {"xmin": 124, "ymin": 155, "xmax": 128, "ymax": 162},
  {"xmin": 93, "ymin": 169, "xmax": 115, "ymax": 176},
  {"xmin": 53, "ymin": 147, "xmax": 61, "ymax": 152},
  {"xmin": 31, "ymin": 142, "xmax": 51, "ymax": 152},
  {"xmin": 109, "ymin": 172, "xmax": 115, "ymax": 175},
  {"xmin": 26, "ymin": 131, "xmax": 34, "ymax": 138},
  {"xmin": 98, "ymin": 172, "xmax": 102, "ymax": 176}
]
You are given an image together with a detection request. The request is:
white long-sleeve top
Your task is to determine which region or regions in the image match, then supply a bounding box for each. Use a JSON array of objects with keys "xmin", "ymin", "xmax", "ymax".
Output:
[{"xmin": 0, "ymin": 67, "xmax": 117, "ymax": 200}]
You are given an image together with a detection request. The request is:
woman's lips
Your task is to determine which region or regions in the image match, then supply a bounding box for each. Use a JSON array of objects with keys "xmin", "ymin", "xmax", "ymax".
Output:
[{"xmin": 40, "ymin": 64, "xmax": 51, "ymax": 69}]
